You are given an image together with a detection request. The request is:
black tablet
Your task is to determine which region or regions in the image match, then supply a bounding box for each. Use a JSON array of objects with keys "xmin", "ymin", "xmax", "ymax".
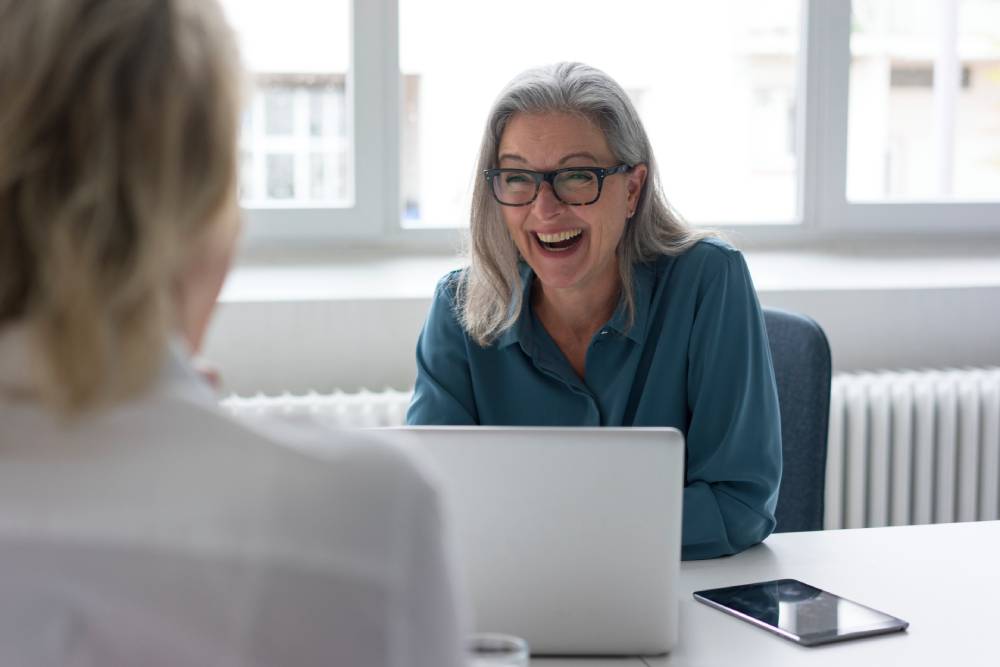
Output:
[{"xmin": 693, "ymin": 578, "xmax": 909, "ymax": 646}]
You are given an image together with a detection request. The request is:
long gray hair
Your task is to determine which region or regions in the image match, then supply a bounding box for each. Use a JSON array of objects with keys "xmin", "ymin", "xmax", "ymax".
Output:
[{"xmin": 457, "ymin": 62, "xmax": 713, "ymax": 347}]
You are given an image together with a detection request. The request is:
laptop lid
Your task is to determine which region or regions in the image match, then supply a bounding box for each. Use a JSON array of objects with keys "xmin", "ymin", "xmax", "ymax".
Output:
[{"xmin": 380, "ymin": 426, "xmax": 684, "ymax": 656}]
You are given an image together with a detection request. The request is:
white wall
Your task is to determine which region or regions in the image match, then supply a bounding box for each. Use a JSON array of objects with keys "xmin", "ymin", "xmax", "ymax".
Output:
[
  {"xmin": 760, "ymin": 286, "xmax": 1000, "ymax": 374},
  {"xmin": 209, "ymin": 296, "xmax": 428, "ymax": 395}
]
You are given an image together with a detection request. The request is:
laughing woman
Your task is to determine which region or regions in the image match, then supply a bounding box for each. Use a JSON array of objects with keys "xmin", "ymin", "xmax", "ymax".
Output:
[{"xmin": 406, "ymin": 62, "xmax": 782, "ymax": 561}]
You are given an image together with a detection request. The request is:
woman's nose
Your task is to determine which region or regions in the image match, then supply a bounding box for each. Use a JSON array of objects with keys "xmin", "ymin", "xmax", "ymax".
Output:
[{"xmin": 531, "ymin": 181, "xmax": 563, "ymax": 219}]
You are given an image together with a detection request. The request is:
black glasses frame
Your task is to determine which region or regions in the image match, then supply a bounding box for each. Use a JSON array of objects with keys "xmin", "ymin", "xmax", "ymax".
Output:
[{"xmin": 483, "ymin": 164, "xmax": 632, "ymax": 206}]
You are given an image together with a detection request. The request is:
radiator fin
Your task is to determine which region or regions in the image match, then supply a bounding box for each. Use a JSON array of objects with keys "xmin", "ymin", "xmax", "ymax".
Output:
[
  {"xmin": 827, "ymin": 368, "xmax": 1000, "ymax": 529},
  {"xmin": 222, "ymin": 388, "xmax": 412, "ymax": 428}
]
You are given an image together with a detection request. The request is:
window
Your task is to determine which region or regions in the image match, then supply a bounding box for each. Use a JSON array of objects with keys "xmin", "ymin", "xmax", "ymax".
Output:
[
  {"xmin": 848, "ymin": 0, "xmax": 1000, "ymax": 201},
  {"xmin": 400, "ymin": 0, "xmax": 802, "ymax": 226},
  {"xmin": 221, "ymin": 0, "xmax": 351, "ymax": 208},
  {"xmin": 222, "ymin": 0, "xmax": 999, "ymax": 247}
]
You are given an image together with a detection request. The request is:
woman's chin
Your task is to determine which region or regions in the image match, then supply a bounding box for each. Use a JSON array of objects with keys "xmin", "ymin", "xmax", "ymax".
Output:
[
  {"xmin": 525, "ymin": 253, "xmax": 589, "ymax": 292},
  {"xmin": 528, "ymin": 259, "xmax": 594, "ymax": 293}
]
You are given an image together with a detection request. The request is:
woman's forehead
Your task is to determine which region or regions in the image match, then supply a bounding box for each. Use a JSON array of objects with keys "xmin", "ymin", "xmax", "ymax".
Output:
[{"xmin": 497, "ymin": 112, "xmax": 613, "ymax": 166}]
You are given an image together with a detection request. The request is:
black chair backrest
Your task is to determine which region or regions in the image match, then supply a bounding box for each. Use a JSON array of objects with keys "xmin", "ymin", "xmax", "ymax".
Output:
[{"xmin": 763, "ymin": 308, "xmax": 832, "ymax": 532}]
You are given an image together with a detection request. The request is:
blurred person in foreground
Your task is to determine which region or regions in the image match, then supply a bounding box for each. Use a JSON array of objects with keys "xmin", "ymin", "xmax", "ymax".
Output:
[
  {"xmin": 0, "ymin": 1, "xmax": 464, "ymax": 664},
  {"xmin": 407, "ymin": 62, "xmax": 782, "ymax": 561}
]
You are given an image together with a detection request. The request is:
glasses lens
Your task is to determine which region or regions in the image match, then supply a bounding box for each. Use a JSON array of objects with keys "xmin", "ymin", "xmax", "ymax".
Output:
[
  {"xmin": 493, "ymin": 171, "xmax": 537, "ymax": 205},
  {"xmin": 553, "ymin": 169, "xmax": 599, "ymax": 204}
]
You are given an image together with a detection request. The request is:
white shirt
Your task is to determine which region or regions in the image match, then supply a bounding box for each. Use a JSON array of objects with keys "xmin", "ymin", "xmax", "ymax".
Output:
[{"xmin": 0, "ymin": 326, "xmax": 466, "ymax": 667}]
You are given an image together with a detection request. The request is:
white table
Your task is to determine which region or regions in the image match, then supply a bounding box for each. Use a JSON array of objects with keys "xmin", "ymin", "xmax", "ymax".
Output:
[{"xmin": 536, "ymin": 521, "xmax": 1000, "ymax": 666}]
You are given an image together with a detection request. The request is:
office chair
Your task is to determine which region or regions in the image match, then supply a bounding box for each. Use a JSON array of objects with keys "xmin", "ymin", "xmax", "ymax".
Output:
[{"xmin": 763, "ymin": 308, "xmax": 832, "ymax": 532}]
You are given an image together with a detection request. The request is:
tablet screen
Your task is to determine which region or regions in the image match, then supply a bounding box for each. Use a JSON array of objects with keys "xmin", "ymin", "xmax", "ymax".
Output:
[{"xmin": 694, "ymin": 578, "xmax": 908, "ymax": 645}]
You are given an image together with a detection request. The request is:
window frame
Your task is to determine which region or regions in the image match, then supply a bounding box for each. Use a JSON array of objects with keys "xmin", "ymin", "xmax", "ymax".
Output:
[
  {"xmin": 806, "ymin": 0, "xmax": 1000, "ymax": 237},
  {"xmin": 242, "ymin": 0, "xmax": 404, "ymax": 246},
  {"xmin": 239, "ymin": 0, "xmax": 1000, "ymax": 254}
]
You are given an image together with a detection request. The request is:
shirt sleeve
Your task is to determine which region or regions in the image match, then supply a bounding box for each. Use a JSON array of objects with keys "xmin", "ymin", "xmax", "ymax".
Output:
[
  {"xmin": 406, "ymin": 274, "xmax": 478, "ymax": 425},
  {"xmin": 394, "ymin": 458, "xmax": 468, "ymax": 667},
  {"xmin": 681, "ymin": 247, "xmax": 782, "ymax": 560}
]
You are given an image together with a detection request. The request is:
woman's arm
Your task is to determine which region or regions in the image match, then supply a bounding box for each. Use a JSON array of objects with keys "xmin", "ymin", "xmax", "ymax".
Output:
[
  {"xmin": 406, "ymin": 274, "xmax": 479, "ymax": 425},
  {"xmin": 682, "ymin": 247, "xmax": 782, "ymax": 560}
]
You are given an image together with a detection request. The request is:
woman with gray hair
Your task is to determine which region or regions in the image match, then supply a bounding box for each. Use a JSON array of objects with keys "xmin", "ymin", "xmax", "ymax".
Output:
[
  {"xmin": 0, "ymin": 0, "xmax": 464, "ymax": 664},
  {"xmin": 407, "ymin": 62, "xmax": 782, "ymax": 561}
]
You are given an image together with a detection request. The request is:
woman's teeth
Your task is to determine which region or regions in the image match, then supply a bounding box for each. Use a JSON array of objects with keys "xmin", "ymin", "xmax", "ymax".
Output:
[
  {"xmin": 535, "ymin": 228, "xmax": 584, "ymax": 253},
  {"xmin": 536, "ymin": 229, "xmax": 582, "ymax": 243}
]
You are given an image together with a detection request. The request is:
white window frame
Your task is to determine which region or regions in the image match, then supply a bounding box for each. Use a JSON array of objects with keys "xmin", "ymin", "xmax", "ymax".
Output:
[
  {"xmin": 803, "ymin": 0, "xmax": 1000, "ymax": 238},
  {"xmin": 240, "ymin": 0, "xmax": 1000, "ymax": 253},
  {"xmin": 241, "ymin": 0, "xmax": 406, "ymax": 247}
]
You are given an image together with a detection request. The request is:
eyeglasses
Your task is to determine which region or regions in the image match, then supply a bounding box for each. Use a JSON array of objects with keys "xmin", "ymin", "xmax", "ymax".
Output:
[{"xmin": 484, "ymin": 164, "xmax": 632, "ymax": 206}]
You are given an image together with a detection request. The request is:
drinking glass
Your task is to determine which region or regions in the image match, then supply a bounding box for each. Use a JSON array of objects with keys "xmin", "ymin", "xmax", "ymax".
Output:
[{"xmin": 466, "ymin": 633, "xmax": 529, "ymax": 666}]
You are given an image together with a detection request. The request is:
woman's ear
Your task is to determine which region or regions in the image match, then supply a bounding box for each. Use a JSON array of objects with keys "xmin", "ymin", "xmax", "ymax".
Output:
[{"xmin": 627, "ymin": 163, "xmax": 648, "ymax": 215}]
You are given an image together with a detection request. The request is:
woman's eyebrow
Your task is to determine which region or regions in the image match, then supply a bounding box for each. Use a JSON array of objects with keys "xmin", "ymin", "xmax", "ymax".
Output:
[{"xmin": 497, "ymin": 153, "xmax": 527, "ymax": 164}]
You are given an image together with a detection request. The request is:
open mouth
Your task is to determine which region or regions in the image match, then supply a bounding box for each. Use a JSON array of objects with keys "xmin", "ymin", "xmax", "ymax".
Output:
[{"xmin": 535, "ymin": 229, "xmax": 584, "ymax": 252}]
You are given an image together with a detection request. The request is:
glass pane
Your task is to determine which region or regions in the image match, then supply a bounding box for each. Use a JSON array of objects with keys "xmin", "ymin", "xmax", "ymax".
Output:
[
  {"xmin": 400, "ymin": 0, "xmax": 802, "ymax": 226},
  {"xmin": 264, "ymin": 88, "xmax": 295, "ymax": 136},
  {"xmin": 848, "ymin": 0, "xmax": 1000, "ymax": 201},
  {"xmin": 266, "ymin": 154, "xmax": 295, "ymax": 199},
  {"xmin": 220, "ymin": 0, "xmax": 351, "ymax": 206}
]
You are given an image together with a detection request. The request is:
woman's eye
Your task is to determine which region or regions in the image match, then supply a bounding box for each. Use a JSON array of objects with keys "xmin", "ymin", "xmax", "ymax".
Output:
[
  {"xmin": 564, "ymin": 171, "xmax": 594, "ymax": 182},
  {"xmin": 504, "ymin": 174, "xmax": 530, "ymax": 185}
]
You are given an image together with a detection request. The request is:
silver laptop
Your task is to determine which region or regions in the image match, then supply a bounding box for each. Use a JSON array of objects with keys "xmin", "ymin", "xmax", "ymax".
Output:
[{"xmin": 378, "ymin": 426, "xmax": 684, "ymax": 656}]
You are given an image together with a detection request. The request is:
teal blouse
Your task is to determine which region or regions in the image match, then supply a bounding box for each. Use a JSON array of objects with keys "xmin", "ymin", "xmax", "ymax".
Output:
[{"xmin": 407, "ymin": 238, "xmax": 782, "ymax": 560}]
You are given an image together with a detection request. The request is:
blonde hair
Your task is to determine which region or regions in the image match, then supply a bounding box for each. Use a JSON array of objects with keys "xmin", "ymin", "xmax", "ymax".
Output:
[
  {"xmin": 0, "ymin": 0, "xmax": 243, "ymax": 413},
  {"xmin": 459, "ymin": 62, "xmax": 714, "ymax": 346}
]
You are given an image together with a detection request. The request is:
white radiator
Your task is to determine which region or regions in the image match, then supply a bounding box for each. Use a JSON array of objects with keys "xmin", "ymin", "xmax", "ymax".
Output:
[
  {"xmin": 825, "ymin": 368, "xmax": 1000, "ymax": 530},
  {"xmin": 222, "ymin": 368, "xmax": 1000, "ymax": 531},
  {"xmin": 222, "ymin": 388, "xmax": 411, "ymax": 428}
]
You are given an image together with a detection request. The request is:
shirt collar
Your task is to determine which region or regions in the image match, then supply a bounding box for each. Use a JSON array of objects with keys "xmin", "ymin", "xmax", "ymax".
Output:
[
  {"xmin": 494, "ymin": 260, "xmax": 655, "ymax": 349},
  {"xmin": 160, "ymin": 338, "xmax": 220, "ymax": 407}
]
